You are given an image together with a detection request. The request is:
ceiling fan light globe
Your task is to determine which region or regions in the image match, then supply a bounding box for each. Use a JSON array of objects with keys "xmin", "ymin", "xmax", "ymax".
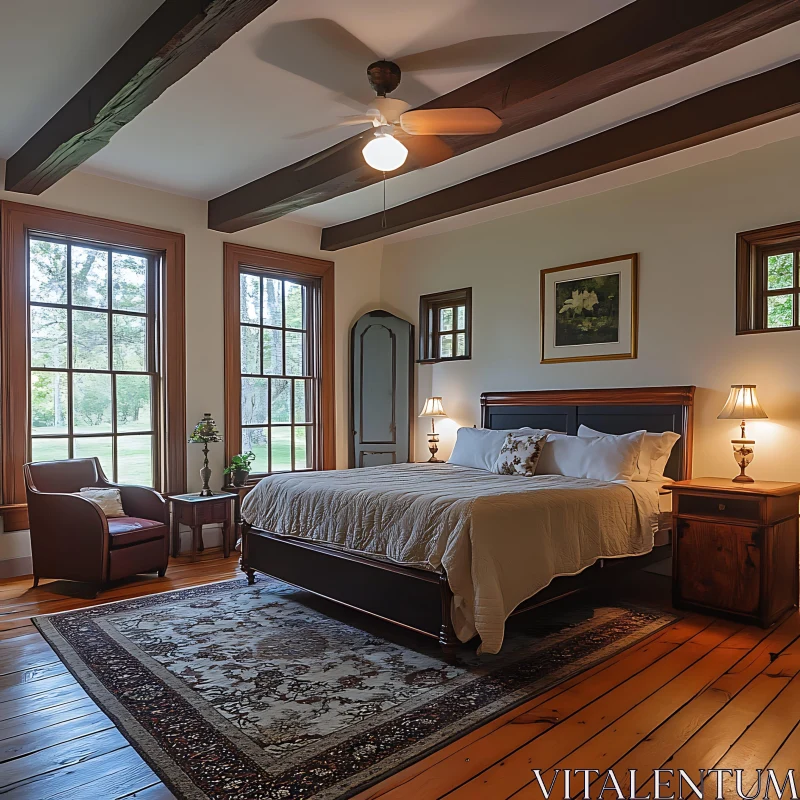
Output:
[{"xmin": 362, "ymin": 133, "xmax": 408, "ymax": 172}]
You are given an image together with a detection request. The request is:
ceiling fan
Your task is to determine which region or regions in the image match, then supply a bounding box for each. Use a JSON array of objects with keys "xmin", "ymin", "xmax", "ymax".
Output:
[
  {"xmin": 257, "ymin": 19, "xmax": 564, "ymax": 172},
  {"xmin": 335, "ymin": 59, "xmax": 502, "ymax": 171}
]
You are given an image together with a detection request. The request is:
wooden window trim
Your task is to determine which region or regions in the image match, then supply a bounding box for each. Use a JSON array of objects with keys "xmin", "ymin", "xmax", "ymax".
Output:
[
  {"xmin": 418, "ymin": 287, "xmax": 472, "ymax": 363},
  {"xmin": 0, "ymin": 201, "xmax": 186, "ymax": 513},
  {"xmin": 223, "ymin": 243, "xmax": 335, "ymax": 479},
  {"xmin": 737, "ymin": 220, "xmax": 800, "ymax": 334}
]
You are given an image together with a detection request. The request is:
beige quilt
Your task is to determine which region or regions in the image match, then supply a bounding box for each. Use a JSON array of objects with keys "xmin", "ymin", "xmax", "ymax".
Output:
[{"xmin": 241, "ymin": 463, "xmax": 659, "ymax": 654}]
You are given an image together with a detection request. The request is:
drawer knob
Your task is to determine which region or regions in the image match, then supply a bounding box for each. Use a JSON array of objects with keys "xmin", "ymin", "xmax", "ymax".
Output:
[{"xmin": 718, "ymin": 503, "xmax": 726, "ymax": 512}]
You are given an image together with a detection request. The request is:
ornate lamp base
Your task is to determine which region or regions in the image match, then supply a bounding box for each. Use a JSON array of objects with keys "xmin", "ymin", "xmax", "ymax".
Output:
[
  {"xmin": 731, "ymin": 438, "xmax": 755, "ymax": 483},
  {"xmin": 427, "ymin": 433, "xmax": 442, "ymax": 463}
]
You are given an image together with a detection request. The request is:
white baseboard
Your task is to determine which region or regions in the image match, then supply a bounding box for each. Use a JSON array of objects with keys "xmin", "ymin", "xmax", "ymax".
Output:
[{"xmin": 0, "ymin": 556, "xmax": 33, "ymax": 579}]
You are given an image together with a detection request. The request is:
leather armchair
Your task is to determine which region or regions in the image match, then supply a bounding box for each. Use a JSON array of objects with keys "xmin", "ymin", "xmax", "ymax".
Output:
[{"xmin": 23, "ymin": 457, "xmax": 169, "ymax": 589}]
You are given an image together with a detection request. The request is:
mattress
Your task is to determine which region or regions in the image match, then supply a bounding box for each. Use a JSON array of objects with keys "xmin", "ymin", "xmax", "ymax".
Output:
[{"xmin": 242, "ymin": 463, "xmax": 660, "ymax": 654}]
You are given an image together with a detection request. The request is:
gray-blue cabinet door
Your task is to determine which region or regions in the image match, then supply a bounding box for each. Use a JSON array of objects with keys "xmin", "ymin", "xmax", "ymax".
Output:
[{"xmin": 350, "ymin": 311, "xmax": 413, "ymax": 467}]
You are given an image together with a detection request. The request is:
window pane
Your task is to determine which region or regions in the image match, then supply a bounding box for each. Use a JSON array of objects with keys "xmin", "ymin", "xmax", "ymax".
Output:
[
  {"xmin": 270, "ymin": 379, "xmax": 291, "ymax": 423},
  {"xmin": 112, "ymin": 314, "xmax": 147, "ymax": 371},
  {"xmin": 271, "ymin": 427, "xmax": 292, "ymax": 472},
  {"xmin": 117, "ymin": 375, "xmax": 152, "ymax": 432},
  {"xmin": 263, "ymin": 329, "xmax": 283, "ymax": 375},
  {"xmin": 285, "ymin": 331, "xmax": 306, "ymax": 376},
  {"xmin": 71, "ymin": 246, "xmax": 108, "ymax": 308},
  {"xmin": 30, "ymin": 306, "xmax": 67, "ymax": 368},
  {"xmin": 72, "ymin": 310, "xmax": 109, "ymax": 370},
  {"xmin": 240, "ymin": 326, "xmax": 260, "ymax": 374},
  {"xmin": 294, "ymin": 379, "xmax": 309, "ymax": 423},
  {"xmin": 440, "ymin": 307, "xmax": 453, "ymax": 332},
  {"xmin": 456, "ymin": 305, "xmax": 466, "ymax": 330},
  {"xmin": 73, "ymin": 373, "xmax": 112, "ymax": 434},
  {"xmin": 456, "ymin": 332, "xmax": 466, "ymax": 357},
  {"xmin": 240, "ymin": 274, "xmax": 260, "ymax": 324},
  {"xmin": 31, "ymin": 371, "xmax": 68, "ymax": 435},
  {"xmin": 767, "ymin": 253, "xmax": 794, "ymax": 290},
  {"xmin": 112, "ymin": 253, "xmax": 147, "ymax": 312},
  {"xmin": 31, "ymin": 438, "xmax": 69, "ymax": 462},
  {"xmin": 242, "ymin": 427, "xmax": 268, "ymax": 473},
  {"xmin": 263, "ymin": 328, "xmax": 283, "ymax": 375},
  {"xmin": 29, "ymin": 239, "xmax": 67, "ymax": 304},
  {"xmin": 117, "ymin": 435, "xmax": 153, "ymax": 486},
  {"xmin": 74, "ymin": 436, "xmax": 113, "ymax": 477},
  {"xmin": 767, "ymin": 294, "xmax": 794, "ymax": 328},
  {"xmin": 263, "ymin": 278, "xmax": 283, "ymax": 327},
  {"xmin": 241, "ymin": 377, "xmax": 269, "ymax": 425},
  {"xmin": 294, "ymin": 426, "xmax": 311, "ymax": 470},
  {"xmin": 440, "ymin": 334, "xmax": 453, "ymax": 358},
  {"xmin": 285, "ymin": 282, "xmax": 305, "ymax": 329}
]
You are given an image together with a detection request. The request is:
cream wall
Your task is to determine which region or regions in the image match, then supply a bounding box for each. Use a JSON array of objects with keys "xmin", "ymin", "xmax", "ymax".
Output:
[
  {"xmin": 0, "ymin": 163, "xmax": 382, "ymax": 570},
  {"xmin": 380, "ymin": 135, "xmax": 800, "ymax": 483}
]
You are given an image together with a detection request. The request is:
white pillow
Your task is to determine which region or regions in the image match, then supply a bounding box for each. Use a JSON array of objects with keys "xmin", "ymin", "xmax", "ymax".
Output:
[
  {"xmin": 448, "ymin": 427, "xmax": 554, "ymax": 471},
  {"xmin": 578, "ymin": 425, "xmax": 680, "ymax": 483},
  {"xmin": 78, "ymin": 487, "xmax": 126, "ymax": 518},
  {"xmin": 493, "ymin": 433, "xmax": 547, "ymax": 477},
  {"xmin": 536, "ymin": 431, "xmax": 646, "ymax": 482}
]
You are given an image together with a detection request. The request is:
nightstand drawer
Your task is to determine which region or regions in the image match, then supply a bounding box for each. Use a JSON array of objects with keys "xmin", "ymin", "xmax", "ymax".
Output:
[
  {"xmin": 677, "ymin": 493, "xmax": 760, "ymax": 521},
  {"xmin": 195, "ymin": 501, "xmax": 229, "ymax": 524}
]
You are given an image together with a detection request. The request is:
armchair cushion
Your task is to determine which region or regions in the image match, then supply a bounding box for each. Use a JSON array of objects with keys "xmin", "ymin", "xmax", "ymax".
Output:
[
  {"xmin": 108, "ymin": 517, "xmax": 167, "ymax": 548},
  {"xmin": 79, "ymin": 488, "xmax": 126, "ymax": 517}
]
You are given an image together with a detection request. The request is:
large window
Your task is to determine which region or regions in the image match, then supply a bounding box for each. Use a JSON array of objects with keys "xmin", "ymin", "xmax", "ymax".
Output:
[
  {"xmin": 28, "ymin": 236, "xmax": 158, "ymax": 485},
  {"xmin": 224, "ymin": 244, "xmax": 335, "ymax": 479},
  {"xmin": 737, "ymin": 221, "xmax": 800, "ymax": 334},
  {"xmin": 0, "ymin": 201, "xmax": 186, "ymax": 514}
]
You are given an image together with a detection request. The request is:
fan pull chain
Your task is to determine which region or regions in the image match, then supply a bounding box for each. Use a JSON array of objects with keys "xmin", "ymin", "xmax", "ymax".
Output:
[{"xmin": 382, "ymin": 171, "xmax": 387, "ymax": 229}]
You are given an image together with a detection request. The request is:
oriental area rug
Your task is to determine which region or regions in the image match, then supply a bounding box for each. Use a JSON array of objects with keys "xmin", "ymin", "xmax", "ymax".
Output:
[{"xmin": 33, "ymin": 577, "xmax": 675, "ymax": 800}]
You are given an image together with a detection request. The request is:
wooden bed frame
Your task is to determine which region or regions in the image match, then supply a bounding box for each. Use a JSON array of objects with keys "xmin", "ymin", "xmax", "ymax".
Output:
[{"xmin": 241, "ymin": 386, "xmax": 695, "ymax": 653}]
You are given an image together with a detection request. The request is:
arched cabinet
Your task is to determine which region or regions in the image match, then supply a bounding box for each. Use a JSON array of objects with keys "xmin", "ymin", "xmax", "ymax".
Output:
[{"xmin": 350, "ymin": 311, "xmax": 413, "ymax": 467}]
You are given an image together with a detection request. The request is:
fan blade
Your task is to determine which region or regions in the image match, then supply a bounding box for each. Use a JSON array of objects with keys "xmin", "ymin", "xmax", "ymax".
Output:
[
  {"xmin": 400, "ymin": 109, "xmax": 501, "ymax": 136},
  {"xmin": 397, "ymin": 32, "xmax": 565, "ymax": 72},
  {"xmin": 397, "ymin": 133, "xmax": 454, "ymax": 169},
  {"xmin": 288, "ymin": 118, "xmax": 374, "ymax": 140},
  {"xmin": 256, "ymin": 19, "xmax": 377, "ymax": 107}
]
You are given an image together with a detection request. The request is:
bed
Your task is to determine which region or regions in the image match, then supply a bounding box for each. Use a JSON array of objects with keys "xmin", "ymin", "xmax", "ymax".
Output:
[{"xmin": 240, "ymin": 386, "xmax": 695, "ymax": 654}]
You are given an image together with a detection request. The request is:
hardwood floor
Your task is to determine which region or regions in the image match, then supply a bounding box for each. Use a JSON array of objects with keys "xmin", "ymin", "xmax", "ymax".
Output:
[{"xmin": 1, "ymin": 557, "xmax": 798, "ymax": 799}]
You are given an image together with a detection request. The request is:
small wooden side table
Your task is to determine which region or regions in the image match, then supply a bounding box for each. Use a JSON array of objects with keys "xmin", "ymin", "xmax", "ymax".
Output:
[
  {"xmin": 668, "ymin": 477, "xmax": 800, "ymax": 627},
  {"xmin": 169, "ymin": 493, "xmax": 237, "ymax": 561}
]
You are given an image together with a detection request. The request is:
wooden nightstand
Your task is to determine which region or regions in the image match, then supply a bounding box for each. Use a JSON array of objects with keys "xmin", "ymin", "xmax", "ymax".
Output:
[
  {"xmin": 169, "ymin": 493, "xmax": 237, "ymax": 561},
  {"xmin": 668, "ymin": 478, "xmax": 800, "ymax": 627}
]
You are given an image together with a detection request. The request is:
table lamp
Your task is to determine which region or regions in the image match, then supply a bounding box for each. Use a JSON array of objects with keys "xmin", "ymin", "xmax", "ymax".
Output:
[
  {"xmin": 419, "ymin": 397, "xmax": 448, "ymax": 462},
  {"xmin": 188, "ymin": 413, "xmax": 223, "ymax": 496},
  {"xmin": 717, "ymin": 385, "xmax": 768, "ymax": 483}
]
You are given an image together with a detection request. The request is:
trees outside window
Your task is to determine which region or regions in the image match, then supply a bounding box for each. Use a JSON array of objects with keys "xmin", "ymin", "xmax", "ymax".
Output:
[{"xmin": 28, "ymin": 236, "xmax": 158, "ymax": 486}]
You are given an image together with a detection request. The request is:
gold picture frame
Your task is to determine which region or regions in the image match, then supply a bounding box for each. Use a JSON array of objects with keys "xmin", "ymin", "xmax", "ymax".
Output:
[{"xmin": 540, "ymin": 253, "xmax": 638, "ymax": 364}]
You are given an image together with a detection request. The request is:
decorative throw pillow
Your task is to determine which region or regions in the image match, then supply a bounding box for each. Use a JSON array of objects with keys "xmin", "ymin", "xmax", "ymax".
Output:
[
  {"xmin": 535, "ymin": 431, "xmax": 646, "ymax": 482},
  {"xmin": 448, "ymin": 427, "xmax": 553, "ymax": 471},
  {"xmin": 577, "ymin": 425, "xmax": 681, "ymax": 483},
  {"xmin": 78, "ymin": 487, "xmax": 126, "ymax": 518},
  {"xmin": 493, "ymin": 433, "xmax": 547, "ymax": 477}
]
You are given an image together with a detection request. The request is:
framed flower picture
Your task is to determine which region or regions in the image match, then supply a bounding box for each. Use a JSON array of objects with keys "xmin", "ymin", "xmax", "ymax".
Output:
[{"xmin": 540, "ymin": 253, "xmax": 638, "ymax": 364}]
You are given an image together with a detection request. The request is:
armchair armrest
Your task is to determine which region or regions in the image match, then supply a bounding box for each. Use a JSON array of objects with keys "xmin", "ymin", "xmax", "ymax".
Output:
[
  {"xmin": 104, "ymin": 483, "xmax": 167, "ymax": 525},
  {"xmin": 26, "ymin": 492, "xmax": 109, "ymax": 583}
]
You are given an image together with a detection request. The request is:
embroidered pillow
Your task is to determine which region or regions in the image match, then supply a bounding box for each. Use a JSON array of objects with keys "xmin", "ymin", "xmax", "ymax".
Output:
[
  {"xmin": 493, "ymin": 433, "xmax": 547, "ymax": 477},
  {"xmin": 78, "ymin": 487, "xmax": 126, "ymax": 518},
  {"xmin": 449, "ymin": 427, "xmax": 555, "ymax": 471}
]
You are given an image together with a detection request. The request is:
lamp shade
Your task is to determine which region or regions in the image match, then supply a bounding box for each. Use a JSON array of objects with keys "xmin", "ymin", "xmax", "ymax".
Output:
[
  {"xmin": 362, "ymin": 133, "xmax": 408, "ymax": 172},
  {"xmin": 717, "ymin": 385, "xmax": 768, "ymax": 420},
  {"xmin": 419, "ymin": 397, "xmax": 447, "ymax": 417}
]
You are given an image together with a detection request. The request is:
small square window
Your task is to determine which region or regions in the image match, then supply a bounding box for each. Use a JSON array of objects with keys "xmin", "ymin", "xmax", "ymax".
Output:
[
  {"xmin": 737, "ymin": 223, "xmax": 800, "ymax": 333},
  {"xmin": 419, "ymin": 288, "xmax": 471, "ymax": 362}
]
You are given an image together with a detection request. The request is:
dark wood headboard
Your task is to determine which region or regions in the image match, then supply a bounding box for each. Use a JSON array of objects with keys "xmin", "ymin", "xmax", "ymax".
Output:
[{"xmin": 481, "ymin": 386, "xmax": 695, "ymax": 481}]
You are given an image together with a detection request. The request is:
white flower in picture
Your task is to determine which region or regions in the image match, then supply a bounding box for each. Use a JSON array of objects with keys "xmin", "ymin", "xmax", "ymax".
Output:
[{"xmin": 559, "ymin": 289, "xmax": 599, "ymax": 315}]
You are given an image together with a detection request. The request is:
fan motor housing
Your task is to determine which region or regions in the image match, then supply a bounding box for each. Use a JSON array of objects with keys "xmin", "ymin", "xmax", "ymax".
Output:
[{"xmin": 367, "ymin": 60, "xmax": 401, "ymax": 97}]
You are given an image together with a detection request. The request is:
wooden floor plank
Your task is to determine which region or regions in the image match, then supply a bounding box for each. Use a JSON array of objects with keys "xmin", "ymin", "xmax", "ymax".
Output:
[
  {"xmin": 118, "ymin": 784, "xmax": 177, "ymax": 800},
  {"xmin": 442, "ymin": 620, "xmax": 741, "ymax": 799},
  {"xmin": 0, "ymin": 660, "xmax": 67, "ymax": 692},
  {"xmin": 0, "ymin": 710, "xmax": 113, "ymax": 762},
  {"xmin": 0, "ymin": 670, "xmax": 76, "ymax": 704},
  {"xmin": 0, "ymin": 682, "xmax": 89, "ymax": 723},
  {"xmin": 0, "ymin": 697, "xmax": 98, "ymax": 741}
]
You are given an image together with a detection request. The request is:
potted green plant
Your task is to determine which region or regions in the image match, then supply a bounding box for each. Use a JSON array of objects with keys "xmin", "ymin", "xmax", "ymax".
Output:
[{"xmin": 223, "ymin": 451, "xmax": 256, "ymax": 487}]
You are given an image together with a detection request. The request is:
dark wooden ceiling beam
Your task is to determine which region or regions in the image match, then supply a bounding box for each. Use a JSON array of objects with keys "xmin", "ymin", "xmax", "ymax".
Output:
[
  {"xmin": 208, "ymin": 0, "xmax": 800, "ymax": 233},
  {"xmin": 4, "ymin": 0, "xmax": 278, "ymax": 195},
  {"xmin": 320, "ymin": 60, "xmax": 800, "ymax": 250}
]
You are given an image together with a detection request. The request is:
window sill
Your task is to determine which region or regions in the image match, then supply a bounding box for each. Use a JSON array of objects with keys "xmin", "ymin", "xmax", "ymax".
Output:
[
  {"xmin": 736, "ymin": 325, "xmax": 800, "ymax": 335},
  {"xmin": 418, "ymin": 356, "xmax": 472, "ymax": 365}
]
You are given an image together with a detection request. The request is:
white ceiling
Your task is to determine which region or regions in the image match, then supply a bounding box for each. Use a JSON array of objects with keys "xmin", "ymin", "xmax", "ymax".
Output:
[{"xmin": 2, "ymin": 1, "xmax": 800, "ymax": 238}]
